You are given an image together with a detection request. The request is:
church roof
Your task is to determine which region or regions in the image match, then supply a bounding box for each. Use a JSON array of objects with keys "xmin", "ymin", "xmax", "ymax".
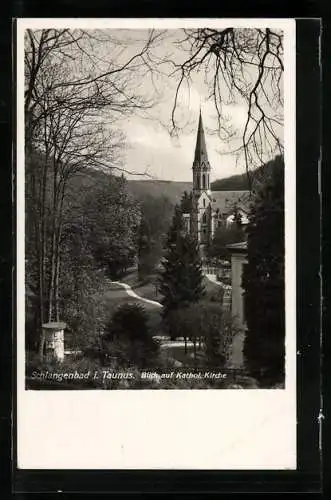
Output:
[
  {"xmin": 193, "ymin": 111, "xmax": 209, "ymax": 166},
  {"xmin": 210, "ymin": 190, "xmax": 251, "ymax": 215}
]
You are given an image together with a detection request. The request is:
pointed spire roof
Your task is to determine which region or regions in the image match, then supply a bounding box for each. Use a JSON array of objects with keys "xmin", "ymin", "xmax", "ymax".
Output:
[{"xmin": 193, "ymin": 110, "xmax": 209, "ymax": 166}]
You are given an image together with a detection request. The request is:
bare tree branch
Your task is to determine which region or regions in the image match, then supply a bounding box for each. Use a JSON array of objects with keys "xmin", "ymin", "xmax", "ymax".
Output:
[{"xmin": 166, "ymin": 27, "xmax": 284, "ymax": 172}]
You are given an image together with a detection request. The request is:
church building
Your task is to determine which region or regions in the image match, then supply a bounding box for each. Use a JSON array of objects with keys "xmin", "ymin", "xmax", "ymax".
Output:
[{"xmin": 182, "ymin": 111, "xmax": 250, "ymax": 257}]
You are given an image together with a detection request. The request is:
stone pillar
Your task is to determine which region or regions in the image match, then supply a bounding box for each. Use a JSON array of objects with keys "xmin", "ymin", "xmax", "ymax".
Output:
[{"xmin": 40, "ymin": 322, "xmax": 67, "ymax": 363}]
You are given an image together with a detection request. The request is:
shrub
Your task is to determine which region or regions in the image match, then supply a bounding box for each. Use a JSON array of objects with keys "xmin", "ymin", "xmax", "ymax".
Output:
[
  {"xmin": 166, "ymin": 302, "xmax": 235, "ymax": 369},
  {"xmin": 60, "ymin": 266, "xmax": 109, "ymax": 355},
  {"xmin": 103, "ymin": 303, "xmax": 159, "ymax": 369}
]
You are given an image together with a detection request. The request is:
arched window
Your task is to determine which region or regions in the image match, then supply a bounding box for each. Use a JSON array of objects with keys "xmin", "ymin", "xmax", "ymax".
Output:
[
  {"xmin": 202, "ymin": 174, "xmax": 206, "ymax": 189},
  {"xmin": 197, "ymin": 174, "xmax": 200, "ymax": 190},
  {"xmin": 202, "ymin": 212, "xmax": 207, "ymax": 224},
  {"xmin": 203, "ymin": 198, "xmax": 205, "ymax": 208}
]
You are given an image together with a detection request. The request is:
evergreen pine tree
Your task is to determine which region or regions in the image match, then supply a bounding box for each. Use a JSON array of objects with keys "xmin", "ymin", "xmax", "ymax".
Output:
[
  {"xmin": 159, "ymin": 205, "xmax": 205, "ymax": 320},
  {"xmin": 242, "ymin": 155, "xmax": 285, "ymax": 387}
]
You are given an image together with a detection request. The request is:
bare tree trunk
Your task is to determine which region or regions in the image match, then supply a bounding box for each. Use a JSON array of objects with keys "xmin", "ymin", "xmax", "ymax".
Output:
[
  {"xmin": 48, "ymin": 232, "xmax": 56, "ymax": 322},
  {"xmin": 48, "ymin": 159, "xmax": 60, "ymax": 322},
  {"xmin": 55, "ymin": 242, "xmax": 61, "ymax": 322},
  {"xmin": 38, "ymin": 231, "xmax": 44, "ymax": 324},
  {"xmin": 54, "ymin": 186, "xmax": 65, "ymax": 322},
  {"xmin": 40, "ymin": 174, "xmax": 48, "ymax": 325},
  {"xmin": 26, "ymin": 131, "xmax": 46, "ymax": 350},
  {"xmin": 39, "ymin": 118, "xmax": 51, "ymax": 326}
]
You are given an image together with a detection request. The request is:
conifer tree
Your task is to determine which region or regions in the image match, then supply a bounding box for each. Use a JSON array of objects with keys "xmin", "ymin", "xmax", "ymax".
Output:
[
  {"xmin": 159, "ymin": 204, "xmax": 205, "ymax": 320},
  {"xmin": 242, "ymin": 155, "xmax": 285, "ymax": 387}
]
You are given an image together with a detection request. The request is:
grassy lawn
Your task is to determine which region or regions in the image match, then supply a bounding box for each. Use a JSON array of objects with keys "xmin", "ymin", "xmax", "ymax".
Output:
[
  {"xmin": 103, "ymin": 272, "xmax": 225, "ymax": 343},
  {"xmin": 104, "ymin": 284, "xmax": 162, "ymax": 333},
  {"xmin": 119, "ymin": 270, "xmax": 140, "ymax": 287},
  {"xmin": 121, "ymin": 270, "xmax": 223, "ymax": 303},
  {"xmin": 121, "ymin": 269, "xmax": 162, "ymax": 301}
]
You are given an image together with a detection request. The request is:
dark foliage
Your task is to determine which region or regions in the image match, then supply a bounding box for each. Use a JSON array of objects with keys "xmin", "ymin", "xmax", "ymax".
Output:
[
  {"xmin": 82, "ymin": 174, "xmax": 140, "ymax": 279},
  {"xmin": 242, "ymin": 155, "xmax": 285, "ymax": 387},
  {"xmin": 206, "ymin": 218, "xmax": 246, "ymax": 261},
  {"xmin": 159, "ymin": 205, "xmax": 205, "ymax": 320},
  {"xmin": 103, "ymin": 303, "xmax": 159, "ymax": 369},
  {"xmin": 180, "ymin": 190, "xmax": 193, "ymax": 212},
  {"xmin": 137, "ymin": 194, "xmax": 173, "ymax": 280},
  {"xmin": 166, "ymin": 302, "xmax": 233, "ymax": 367}
]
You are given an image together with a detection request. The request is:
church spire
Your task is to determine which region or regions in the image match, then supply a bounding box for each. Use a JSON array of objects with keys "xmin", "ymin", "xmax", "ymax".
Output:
[
  {"xmin": 193, "ymin": 109, "xmax": 209, "ymax": 166},
  {"xmin": 192, "ymin": 109, "xmax": 211, "ymax": 195}
]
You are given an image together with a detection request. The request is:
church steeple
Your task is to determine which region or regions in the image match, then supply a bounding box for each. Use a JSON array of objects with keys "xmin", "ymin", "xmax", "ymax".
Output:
[
  {"xmin": 192, "ymin": 109, "xmax": 211, "ymax": 194},
  {"xmin": 193, "ymin": 110, "xmax": 209, "ymax": 166}
]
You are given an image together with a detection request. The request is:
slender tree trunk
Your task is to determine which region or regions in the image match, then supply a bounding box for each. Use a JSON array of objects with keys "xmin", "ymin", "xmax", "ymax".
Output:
[
  {"xmin": 48, "ymin": 235, "xmax": 56, "ymax": 322},
  {"xmin": 26, "ymin": 130, "xmax": 47, "ymax": 355},
  {"xmin": 54, "ymin": 184, "xmax": 65, "ymax": 322},
  {"xmin": 48, "ymin": 161, "xmax": 58, "ymax": 322},
  {"xmin": 26, "ymin": 143, "xmax": 45, "ymax": 346},
  {"xmin": 35, "ymin": 146, "xmax": 51, "ymax": 329},
  {"xmin": 54, "ymin": 243, "xmax": 61, "ymax": 322},
  {"xmin": 30, "ymin": 159, "xmax": 44, "ymax": 328},
  {"xmin": 40, "ymin": 182, "xmax": 47, "ymax": 325}
]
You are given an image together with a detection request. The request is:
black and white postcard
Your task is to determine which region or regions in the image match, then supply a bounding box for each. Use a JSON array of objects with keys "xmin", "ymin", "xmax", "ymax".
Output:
[{"xmin": 16, "ymin": 18, "xmax": 297, "ymax": 470}]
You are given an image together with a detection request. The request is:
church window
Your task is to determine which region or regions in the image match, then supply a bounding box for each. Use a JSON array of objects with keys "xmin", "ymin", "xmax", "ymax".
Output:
[
  {"xmin": 202, "ymin": 174, "xmax": 206, "ymax": 189},
  {"xmin": 203, "ymin": 198, "xmax": 205, "ymax": 207},
  {"xmin": 197, "ymin": 175, "xmax": 200, "ymax": 189},
  {"xmin": 202, "ymin": 212, "xmax": 207, "ymax": 224}
]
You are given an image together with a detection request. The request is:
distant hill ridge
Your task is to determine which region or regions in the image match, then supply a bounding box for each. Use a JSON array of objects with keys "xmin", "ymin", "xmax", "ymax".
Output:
[
  {"xmin": 127, "ymin": 163, "xmax": 269, "ymax": 204},
  {"xmin": 127, "ymin": 180, "xmax": 192, "ymax": 204},
  {"xmin": 28, "ymin": 148, "xmax": 277, "ymax": 211},
  {"xmin": 63, "ymin": 158, "xmax": 274, "ymax": 208}
]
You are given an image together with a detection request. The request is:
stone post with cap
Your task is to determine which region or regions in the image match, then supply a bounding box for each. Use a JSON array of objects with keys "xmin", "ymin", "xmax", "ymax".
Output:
[{"xmin": 40, "ymin": 321, "xmax": 67, "ymax": 363}]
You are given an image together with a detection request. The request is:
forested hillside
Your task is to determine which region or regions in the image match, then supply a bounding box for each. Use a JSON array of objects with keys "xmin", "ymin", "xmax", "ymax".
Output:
[
  {"xmin": 211, "ymin": 163, "xmax": 272, "ymax": 191},
  {"xmin": 61, "ymin": 161, "xmax": 273, "ymax": 208},
  {"xmin": 127, "ymin": 162, "xmax": 273, "ymax": 200},
  {"xmin": 127, "ymin": 179, "xmax": 192, "ymax": 204}
]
